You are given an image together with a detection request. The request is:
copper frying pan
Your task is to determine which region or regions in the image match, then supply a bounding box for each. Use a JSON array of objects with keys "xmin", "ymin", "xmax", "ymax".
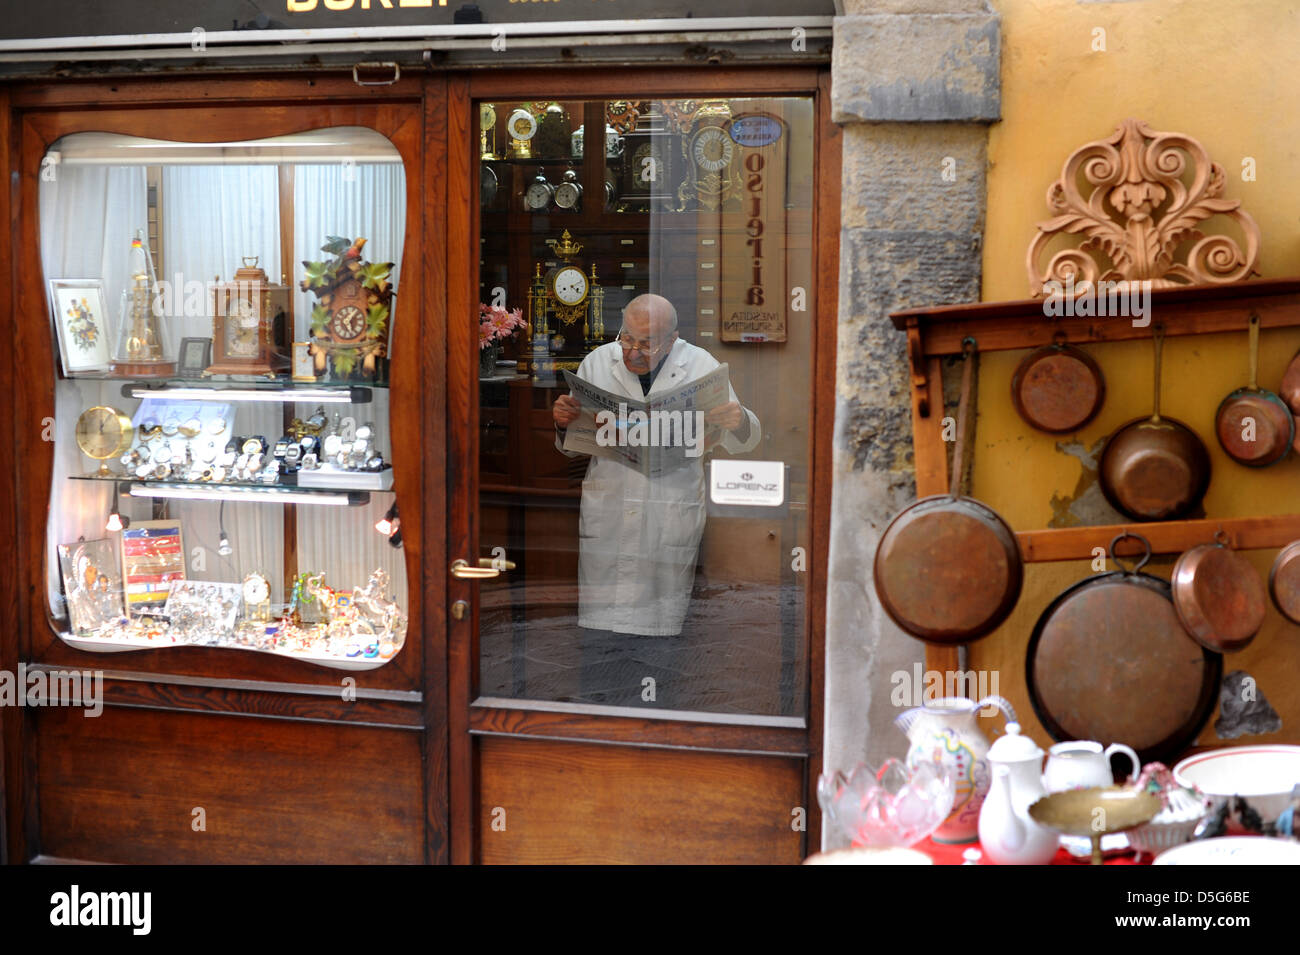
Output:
[
  {"xmin": 1026, "ymin": 533, "xmax": 1222, "ymax": 766},
  {"xmin": 874, "ymin": 341, "xmax": 1023, "ymax": 645},
  {"xmin": 1215, "ymin": 314, "xmax": 1293, "ymax": 467},
  {"xmin": 1011, "ymin": 334, "xmax": 1105, "ymax": 433},
  {"xmin": 1170, "ymin": 532, "xmax": 1266, "ymax": 652},
  {"xmin": 1099, "ymin": 325, "xmax": 1210, "ymax": 522},
  {"xmin": 1268, "ymin": 539, "xmax": 1300, "ymax": 625}
]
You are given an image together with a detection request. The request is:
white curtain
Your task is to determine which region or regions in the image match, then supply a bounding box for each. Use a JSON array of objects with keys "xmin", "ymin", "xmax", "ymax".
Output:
[
  {"xmin": 40, "ymin": 165, "xmax": 148, "ymax": 614},
  {"xmin": 293, "ymin": 163, "xmax": 406, "ymax": 343},
  {"xmin": 293, "ymin": 162, "xmax": 409, "ymax": 611}
]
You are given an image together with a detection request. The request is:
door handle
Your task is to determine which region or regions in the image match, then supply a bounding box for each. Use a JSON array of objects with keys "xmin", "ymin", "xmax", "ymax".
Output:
[{"xmin": 450, "ymin": 557, "xmax": 517, "ymax": 579}]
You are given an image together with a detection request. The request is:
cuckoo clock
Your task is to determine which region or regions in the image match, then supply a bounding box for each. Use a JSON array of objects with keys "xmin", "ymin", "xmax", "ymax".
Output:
[{"xmin": 301, "ymin": 236, "xmax": 396, "ymax": 381}]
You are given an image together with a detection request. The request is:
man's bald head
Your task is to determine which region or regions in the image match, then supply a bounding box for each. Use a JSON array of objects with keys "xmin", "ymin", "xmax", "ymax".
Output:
[{"xmin": 619, "ymin": 294, "xmax": 679, "ymax": 374}]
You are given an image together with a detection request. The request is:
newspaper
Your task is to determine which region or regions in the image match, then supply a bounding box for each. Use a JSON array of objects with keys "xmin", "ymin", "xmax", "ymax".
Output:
[{"xmin": 561, "ymin": 364, "xmax": 732, "ymax": 478}]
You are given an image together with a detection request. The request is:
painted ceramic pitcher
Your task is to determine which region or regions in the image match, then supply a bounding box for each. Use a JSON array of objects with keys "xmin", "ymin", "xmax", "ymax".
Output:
[{"xmin": 895, "ymin": 695, "xmax": 1015, "ymax": 843}]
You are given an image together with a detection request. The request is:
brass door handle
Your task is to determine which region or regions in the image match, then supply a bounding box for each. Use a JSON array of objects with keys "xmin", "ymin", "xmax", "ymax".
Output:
[{"xmin": 450, "ymin": 557, "xmax": 517, "ymax": 579}]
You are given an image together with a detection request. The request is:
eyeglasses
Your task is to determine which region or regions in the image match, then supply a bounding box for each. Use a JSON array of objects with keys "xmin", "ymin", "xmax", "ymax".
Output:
[{"xmin": 617, "ymin": 331, "xmax": 672, "ymax": 354}]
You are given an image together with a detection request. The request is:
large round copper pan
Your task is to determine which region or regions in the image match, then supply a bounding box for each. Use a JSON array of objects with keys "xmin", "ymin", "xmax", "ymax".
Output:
[
  {"xmin": 1099, "ymin": 326, "xmax": 1210, "ymax": 522},
  {"xmin": 1170, "ymin": 535, "xmax": 1266, "ymax": 653},
  {"xmin": 874, "ymin": 343, "xmax": 1024, "ymax": 645},
  {"xmin": 1026, "ymin": 534, "xmax": 1221, "ymax": 766},
  {"xmin": 1010, "ymin": 338, "xmax": 1105, "ymax": 434}
]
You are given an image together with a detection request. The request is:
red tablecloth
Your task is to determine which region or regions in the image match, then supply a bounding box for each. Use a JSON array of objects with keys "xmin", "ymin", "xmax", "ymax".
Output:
[{"xmin": 915, "ymin": 835, "xmax": 1150, "ymax": 865}]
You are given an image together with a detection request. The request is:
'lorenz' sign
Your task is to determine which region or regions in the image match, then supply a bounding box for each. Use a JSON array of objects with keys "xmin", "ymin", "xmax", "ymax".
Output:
[{"xmin": 2, "ymin": 1, "xmax": 834, "ymax": 43}]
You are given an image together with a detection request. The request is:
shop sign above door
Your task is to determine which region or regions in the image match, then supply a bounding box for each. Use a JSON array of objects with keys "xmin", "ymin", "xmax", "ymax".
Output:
[{"xmin": 2, "ymin": 1, "xmax": 835, "ymax": 44}]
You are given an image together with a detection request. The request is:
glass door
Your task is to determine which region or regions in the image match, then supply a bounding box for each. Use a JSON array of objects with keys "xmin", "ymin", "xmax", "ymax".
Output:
[{"xmin": 473, "ymin": 96, "xmax": 816, "ymax": 716}]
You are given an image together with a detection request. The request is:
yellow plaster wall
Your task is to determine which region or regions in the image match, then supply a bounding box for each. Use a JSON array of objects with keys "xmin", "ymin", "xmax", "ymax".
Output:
[{"xmin": 969, "ymin": 0, "xmax": 1300, "ymax": 750}]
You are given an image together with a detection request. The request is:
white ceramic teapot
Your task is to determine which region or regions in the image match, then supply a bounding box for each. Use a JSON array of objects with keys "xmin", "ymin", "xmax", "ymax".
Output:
[
  {"xmin": 977, "ymin": 722, "xmax": 1060, "ymax": 865},
  {"xmin": 1042, "ymin": 740, "xmax": 1140, "ymax": 793}
]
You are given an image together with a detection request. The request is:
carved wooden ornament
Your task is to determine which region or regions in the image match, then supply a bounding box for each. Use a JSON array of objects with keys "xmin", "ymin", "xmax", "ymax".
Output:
[{"xmin": 1027, "ymin": 119, "xmax": 1260, "ymax": 296}]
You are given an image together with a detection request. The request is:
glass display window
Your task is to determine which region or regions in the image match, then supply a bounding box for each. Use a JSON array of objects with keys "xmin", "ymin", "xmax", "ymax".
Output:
[{"xmin": 42, "ymin": 128, "xmax": 410, "ymax": 669}]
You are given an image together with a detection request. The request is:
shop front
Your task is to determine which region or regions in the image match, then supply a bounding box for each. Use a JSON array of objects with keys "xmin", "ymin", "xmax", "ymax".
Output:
[{"xmin": 0, "ymin": 4, "xmax": 839, "ymax": 864}]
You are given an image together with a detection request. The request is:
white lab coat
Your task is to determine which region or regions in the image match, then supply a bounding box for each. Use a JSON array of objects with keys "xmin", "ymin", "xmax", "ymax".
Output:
[{"xmin": 556, "ymin": 339, "xmax": 761, "ymax": 636}]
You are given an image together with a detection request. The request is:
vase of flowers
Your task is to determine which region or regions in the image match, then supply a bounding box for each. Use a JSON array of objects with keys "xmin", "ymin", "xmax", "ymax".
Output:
[{"xmin": 479, "ymin": 303, "xmax": 526, "ymax": 378}]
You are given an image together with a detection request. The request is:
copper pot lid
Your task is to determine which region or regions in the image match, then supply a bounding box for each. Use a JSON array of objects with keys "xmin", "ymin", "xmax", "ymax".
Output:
[
  {"xmin": 1170, "ymin": 533, "xmax": 1266, "ymax": 652},
  {"xmin": 1011, "ymin": 338, "xmax": 1105, "ymax": 434},
  {"xmin": 1026, "ymin": 534, "xmax": 1221, "ymax": 765},
  {"xmin": 1269, "ymin": 539, "xmax": 1300, "ymax": 625}
]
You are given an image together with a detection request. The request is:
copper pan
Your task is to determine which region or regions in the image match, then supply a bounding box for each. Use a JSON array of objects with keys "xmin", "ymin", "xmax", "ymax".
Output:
[
  {"xmin": 1010, "ymin": 334, "xmax": 1106, "ymax": 433},
  {"xmin": 874, "ymin": 341, "xmax": 1023, "ymax": 645},
  {"xmin": 1215, "ymin": 314, "xmax": 1293, "ymax": 467},
  {"xmin": 1278, "ymin": 349, "xmax": 1300, "ymax": 413},
  {"xmin": 1268, "ymin": 539, "xmax": 1300, "ymax": 625},
  {"xmin": 1099, "ymin": 325, "xmax": 1210, "ymax": 522},
  {"xmin": 1171, "ymin": 532, "xmax": 1266, "ymax": 653},
  {"xmin": 1026, "ymin": 533, "xmax": 1221, "ymax": 766}
]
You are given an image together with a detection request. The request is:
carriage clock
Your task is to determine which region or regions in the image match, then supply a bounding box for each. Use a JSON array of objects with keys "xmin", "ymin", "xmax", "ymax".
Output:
[
  {"xmin": 527, "ymin": 230, "xmax": 605, "ymax": 361},
  {"xmin": 205, "ymin": 257, "xmax": 291, "ymax": 377}
]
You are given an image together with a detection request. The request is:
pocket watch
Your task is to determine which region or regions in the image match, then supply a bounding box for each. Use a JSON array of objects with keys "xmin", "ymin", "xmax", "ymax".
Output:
[
  {"xmin": 205, "ymin": 415, "xmax": 227, "ymax": 436},
  {"xmin": 138, "ymin": 420, "xmax": 162, "ymax": 443},
  {"xmin": 553, "ymin": 168, "xmax": 583, "ymax": 211},
  {"xmin": 179, "ymin": 417, "xmax": 202, "ymax": 438},
  {"xmin": 152, "ymin": 444, "xmax": 173, "ymax": 465},
  {"xmin": 322, "ymin": 434, "xmax": 344, "ymax": 458},
  {"xmin": 195, "ymin": 438, "xmax": 219, "ymax": 464},
  {"xmin": 524, "ymin": 168, "xmax": 554, "ymax": 212}
]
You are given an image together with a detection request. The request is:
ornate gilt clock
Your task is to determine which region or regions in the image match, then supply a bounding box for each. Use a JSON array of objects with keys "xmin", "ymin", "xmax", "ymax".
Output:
[
  {"xmin": 527, "ymin": 230, "xmax": 605, "ymax": 360},
  {"xmin": 205, "ymin": 257, "xmax": 291, "ymax": 377},
  {"xmin": 677, "ymin": 100, "xmax": 742, "ymax": 211}
]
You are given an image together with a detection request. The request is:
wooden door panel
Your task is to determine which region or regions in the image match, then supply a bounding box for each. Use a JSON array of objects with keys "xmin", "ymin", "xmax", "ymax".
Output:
[
  {"xmin": 477, "ymin": 736, "xmax": 805, "ymax": 864},
  {"xmin": 36, "ymin": 707, "xmax": 423, "ymax": 864}
]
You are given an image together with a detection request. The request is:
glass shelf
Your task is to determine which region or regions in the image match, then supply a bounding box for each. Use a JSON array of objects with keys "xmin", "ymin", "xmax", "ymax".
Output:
[
  {"xmin": 122, "ymin": 381, "xmax": 376, "ymax": 403},
  {"xmin": 70, "ymin": 475, "xmax": 382, "ymax": 505}
]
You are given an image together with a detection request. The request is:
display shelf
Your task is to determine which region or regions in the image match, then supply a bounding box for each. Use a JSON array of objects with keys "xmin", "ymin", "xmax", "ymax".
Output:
[
  {"xmin": 58, "ymin": 627, "xmax": 402, "ymax": 672},
  {"xmin": 123, "ymin": 381, "xmax": 376, "ymax": 403}
]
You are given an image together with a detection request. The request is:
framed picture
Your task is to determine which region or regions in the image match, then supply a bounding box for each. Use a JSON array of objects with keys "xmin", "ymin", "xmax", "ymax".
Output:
[
  {"xmin": 291, "ymin": 341, "xmax": 316, "ymax": 382},
  {"xmin": 178, "ymin": 337, "xmax": 212, "ymax": 378},
  {"xmin": 48, "ymin": 279, "xmax": 112, "ymax": 376},
  {"xmin": 120, "ymin": 520, "xmax": 186, "ymax": 611},
  {"xmin": 57, "ymin": 538, "xmax": 124, "ymax": 633}
]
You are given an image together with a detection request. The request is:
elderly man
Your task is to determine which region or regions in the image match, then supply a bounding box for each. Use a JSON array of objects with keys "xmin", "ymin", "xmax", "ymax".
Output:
[{"xmin": 552, "ymin": 293, "xmax": 761, "ymax": 705}]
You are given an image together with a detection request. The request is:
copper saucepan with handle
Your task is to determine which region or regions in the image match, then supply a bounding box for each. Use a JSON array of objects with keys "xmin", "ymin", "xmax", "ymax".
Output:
[
  {"xmin": 1170, "ymin": 530, "xmax": 1267, "ymax": 653},
  {"xmin": 874, "ymin": 340, "xmax": 1023, "ymax": 645},
  {"xmin": 1215, "ymin": 314, "xmax": 1293, "ymax": 467},
  {"xmin": 1099, "ymin": 324, "xmax": 1210, "ymax": 522}
]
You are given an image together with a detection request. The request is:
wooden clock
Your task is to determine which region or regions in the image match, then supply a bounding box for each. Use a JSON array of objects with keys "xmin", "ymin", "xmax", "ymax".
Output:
[
  {"xmin": 204, "ymin": 257, "xmax": 290, "ymax": 377},
  {"xmin": 301, "ymin": 236, "xmax": 396, "ymax": 381}
]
